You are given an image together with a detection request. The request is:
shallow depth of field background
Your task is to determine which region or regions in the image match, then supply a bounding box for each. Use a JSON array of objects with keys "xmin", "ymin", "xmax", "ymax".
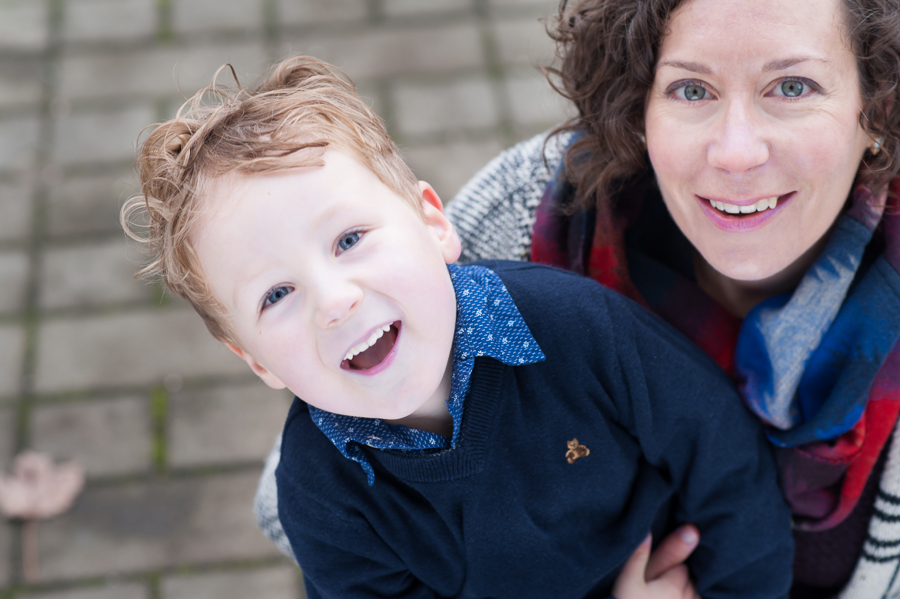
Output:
[{"xmin": 0, "ymin": 0, "xmax": 573, "ymax": 597}]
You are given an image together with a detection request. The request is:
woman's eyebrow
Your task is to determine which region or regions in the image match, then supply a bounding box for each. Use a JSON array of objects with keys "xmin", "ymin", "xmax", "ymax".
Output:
[
  {"xmin": 762, "ymin": 56, "xmax": 829, "ymax": 72},
  {"xmin": 658, "ymin": 56, "xmax": 829, "ymax": 75},
  {"xmin": 657, "ymin": 60, "xmax": 711, "ymax": 74}
]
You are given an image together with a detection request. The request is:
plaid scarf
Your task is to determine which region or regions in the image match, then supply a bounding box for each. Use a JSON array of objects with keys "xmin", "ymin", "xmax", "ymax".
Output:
[{"xmin": 531, "ymin": 153, "xmax": 900, "ymax": 531}]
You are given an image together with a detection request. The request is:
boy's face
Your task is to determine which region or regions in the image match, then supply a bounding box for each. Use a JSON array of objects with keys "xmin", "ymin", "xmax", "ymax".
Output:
[{"xmin": 192, "ymin": 149, "xmax": 461, "ymax": 425}]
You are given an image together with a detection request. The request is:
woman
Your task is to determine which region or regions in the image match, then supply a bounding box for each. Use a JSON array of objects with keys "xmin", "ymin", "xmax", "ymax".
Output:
[{"xmin": 257, "ymin": 0, "xmax": 900, "ymax": 595}]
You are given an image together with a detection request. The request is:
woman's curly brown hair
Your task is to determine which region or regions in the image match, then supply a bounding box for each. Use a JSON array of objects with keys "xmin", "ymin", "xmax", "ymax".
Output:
[{"xmin": 546, "ymin": 0, "xmax": 900, "ymax": 209}]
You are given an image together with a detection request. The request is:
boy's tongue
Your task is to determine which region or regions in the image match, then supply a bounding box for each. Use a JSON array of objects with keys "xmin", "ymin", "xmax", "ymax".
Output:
[{"xmin": 349, "ymin": 325, "xmax": 398, "ymax": 370}]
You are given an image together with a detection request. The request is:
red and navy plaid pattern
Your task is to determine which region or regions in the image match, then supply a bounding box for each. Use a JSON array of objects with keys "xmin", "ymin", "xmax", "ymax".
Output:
[{"xmin": 532, "ymin": 153, "xmax": 900, "ymax": 531}]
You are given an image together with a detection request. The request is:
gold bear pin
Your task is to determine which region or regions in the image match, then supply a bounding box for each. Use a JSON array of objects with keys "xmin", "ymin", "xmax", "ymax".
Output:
[{"xmin": 566, "ymin": 438, "xmax": 589, "ymax": 464}]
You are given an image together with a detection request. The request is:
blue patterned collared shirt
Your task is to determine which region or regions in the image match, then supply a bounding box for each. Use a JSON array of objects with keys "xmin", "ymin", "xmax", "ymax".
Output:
[{"xmin": 308, "ymin": 263, "xmax": 546, "ymax": 485}]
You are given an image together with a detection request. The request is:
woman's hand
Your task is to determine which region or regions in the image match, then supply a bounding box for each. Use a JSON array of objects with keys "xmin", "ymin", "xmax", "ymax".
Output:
[{"xmin": 612, "ymin": 525, "xmax": 701, "ymax": 599}]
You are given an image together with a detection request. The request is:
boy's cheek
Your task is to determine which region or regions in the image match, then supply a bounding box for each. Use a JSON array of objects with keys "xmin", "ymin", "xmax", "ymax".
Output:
[{"xmin": 223, "ymin": 340, "xmax": 289, "ymax": 390}]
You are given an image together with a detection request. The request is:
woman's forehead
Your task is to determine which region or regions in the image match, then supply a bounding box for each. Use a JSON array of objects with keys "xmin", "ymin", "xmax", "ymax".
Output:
[{"xmin": 660, "ymin": 0, "xmax": 852, "ymax": 61}]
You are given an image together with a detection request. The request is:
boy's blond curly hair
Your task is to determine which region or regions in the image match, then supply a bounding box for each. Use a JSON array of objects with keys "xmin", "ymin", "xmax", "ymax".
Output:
[{"xmin": 122, "ymin": 56, "xmax": 422, "ymax": 345}]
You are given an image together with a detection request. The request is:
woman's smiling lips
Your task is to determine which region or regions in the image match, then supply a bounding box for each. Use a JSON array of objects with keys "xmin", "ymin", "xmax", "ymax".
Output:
[
  {"xmin": 340, "ymin": 321, "xmax": 401, "ymax": 375},
  {"xmin": 697, "ymin": 192, "xmax": 795, "ymax": 232}
]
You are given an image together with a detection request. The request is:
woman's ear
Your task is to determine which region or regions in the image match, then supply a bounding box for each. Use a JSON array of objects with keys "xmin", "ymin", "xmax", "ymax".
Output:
[
  {"xmin": 223, "ymin": 341, "xmax": 287, "ymax": 390},
  {"xmin": 419, "ymin": 181, "xmax": 462, "ymax": 264}
]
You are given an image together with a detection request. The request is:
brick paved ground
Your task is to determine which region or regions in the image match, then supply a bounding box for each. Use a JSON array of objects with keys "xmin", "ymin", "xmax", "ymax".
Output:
[{"xmin": 0, "ymin": 0, "xmax": 572, "ymax": 596}]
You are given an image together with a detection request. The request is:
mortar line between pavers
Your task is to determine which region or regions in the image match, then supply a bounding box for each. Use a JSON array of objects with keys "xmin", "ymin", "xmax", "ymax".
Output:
[
  {"xmin": 369, "ymin": 0, "xmax": 385, "ymax": 22},
  {"xmin": 275, "ymin": 10, "xmax": 484, "ymax": 45},
  {"xmin": 79, "ymin": 460, "xmax": 270, "ymax": 491},
  {"xmin": 9, "ymin": 0, "xmax": 65, "ymax": 590},
  {"xmin": 17, "ymin": 0, "xmax": 64, "ymax": 443},
  {"xmin": 4, "ymin": 555, "xmax": 297, "ymax": 598},
  {"xmin": 261, "ymin": 0, "xmax": 279, "ymax": 63},
  {"xmin": 27, "ymin": 372, "xmax": 261, "ymax": 403},
  {"xmin": 156, "ymin": 0, "xmax": 173, "ymax": 43},
  {"xmin": 474, "ymin": 0, "xmax": 516, "ymax": 148},
  {"xmin": 152, "ymin": 554, "xmax": 298, "ymax": 579}
]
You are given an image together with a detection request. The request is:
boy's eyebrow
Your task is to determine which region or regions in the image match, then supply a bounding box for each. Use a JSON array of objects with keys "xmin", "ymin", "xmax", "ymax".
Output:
[
  {"xmin": 234, "ymin": 198, "xmax": 349, "ymax": 311},
  {"xmin": 234, "ymin": 268, "xmax": 273, "ymax": 311}
]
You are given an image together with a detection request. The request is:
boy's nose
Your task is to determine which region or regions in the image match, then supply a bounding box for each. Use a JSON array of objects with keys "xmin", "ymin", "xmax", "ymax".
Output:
[{"xmin": 314, "ymin": 279, "xmax": 363, "ymax": 329}]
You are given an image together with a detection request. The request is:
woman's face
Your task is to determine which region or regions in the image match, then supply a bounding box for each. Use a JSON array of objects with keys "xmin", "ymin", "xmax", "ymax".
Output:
[{"xmin": 645, "ymin": 0, "xmax": 871, "ymax": 282}]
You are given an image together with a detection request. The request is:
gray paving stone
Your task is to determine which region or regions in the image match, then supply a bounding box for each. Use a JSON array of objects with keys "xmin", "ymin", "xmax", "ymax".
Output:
[
  {"xmin": 492, "ymin": 14, "xmax": 557, "ymax": 69},
  {"xmin": 59, "ymin": 42, "xmax": 268, "ymax": 102},
  {"xmin": 34, "ymin": 309, "xmax": 247, "ymax": 394},
  {"xmin": 173, "ymin": 0, "xmax": 264, "ymax": 35},
  {"xmin": 383, "ymin": 0, "xmax": 472, "ymax": 16},
  {"xmin": 46, "ymin": 170, "xmax": 138, "ymax": 237},
  {"xmin": 169, "ymin": 383, "xmax": 293, "ymax": 468},
  {"xmin": 27, "ymin": 581, "xmax": 147, "ymax": 599},
  {"xmin": 0, "ymin": 115, "xmax": 40, "ymax": 172},
  {"xmin": 0, "ymin": 250, "xmax": 28, "ymax": 315},
  {"xmin": 0, "ymin": 441, "xmax": 13, "ymax": 586},
  {"xmin": 0, "ymin": 407, "xmax": 17, "ymax": 475},
  {"xmin": 504, "ymin": 71, "xmax": 574, "ymax": 129},
  {"xmin": 281, "ymin": 22, "xmax": 484, "ymax": 81},
  {"xmin": 38, "ymin": 470, "xmax": 281, "ymax": 579},
  {"xmin": 51, "ymin": 104, "xmax": 155, "ymax": 166},
  {"xmin": 0, "ymin": 325, "xmax": 24, "ymax": 398},
  {"xmin": 0, "ymin": 57, "xmax": 43, "ymax": 109},
  {"xmin": 0, "ymin": 0, "xmax": 48, "ymax": 52},
  {"xmin": 31, "ymin": 396, "xmax": 152, "ymax": 477},
  {"xmin": 0, "ymin": 180, "xmax": 32, "ymax": 241},
  {"xmin": 277, "ymin": 0, "xmax": 367, "ymax": 26},
  {"xmin": 63, "ymin": 0, "xmax": 158, "ymax": 44},
  {"xmin": 40, "ymin": 239, "xmax": 152, "ymax": 310},
  {"xmin": 163, "ymin": 563, "xmax": 302, "ymax": 599},
  {"xmin": 392, "ymin": 75, "xmax": 498, "ymax": 138},
  {"xmin": 405, "ymin": 136, "xmax": 505, "ymax": 201}
]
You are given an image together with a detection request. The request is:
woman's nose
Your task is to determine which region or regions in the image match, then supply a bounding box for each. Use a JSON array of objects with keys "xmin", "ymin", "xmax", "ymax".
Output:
[
  {"xmin": 314, "ymin": 277, "xmax": 363, "ymax": 329},
  {"xmin": 706, "ymin": 100, "xmax": 770, "ymax": 174}
]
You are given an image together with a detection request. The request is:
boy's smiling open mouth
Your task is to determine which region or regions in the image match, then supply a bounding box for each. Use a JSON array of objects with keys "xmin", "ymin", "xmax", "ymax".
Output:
[{"xmin": 341, "ymin": 322, "xmax": 401, "ymax": 372}]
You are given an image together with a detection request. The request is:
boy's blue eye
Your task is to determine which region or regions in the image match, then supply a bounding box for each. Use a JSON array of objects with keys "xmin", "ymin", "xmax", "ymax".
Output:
[
  {"xmin": 264, "ymin": 286, "xmax": 292, "ymax": 308},
  {"xmin": 338, "ymin": 232, "xmax": 361, "ymax": 252}
]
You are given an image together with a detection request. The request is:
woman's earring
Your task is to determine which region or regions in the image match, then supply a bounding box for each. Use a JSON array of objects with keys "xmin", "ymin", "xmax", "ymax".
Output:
[
  {"xmin": 637, "ymin": 132, "xmax": 647, "ymax": 147},
  {"xmin": 872, "ymin": 136, "xmax": 884, "ymax": 155}
]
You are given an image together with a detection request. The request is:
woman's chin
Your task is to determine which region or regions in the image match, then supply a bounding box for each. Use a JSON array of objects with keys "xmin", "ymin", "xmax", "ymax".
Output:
[
  {"xmin": 708, "ymin": 261, "xmax": 787, "ymax": 284},
  {"xmin": 699, "ymin": 248, "xmax": 807, "ymax": 289}
]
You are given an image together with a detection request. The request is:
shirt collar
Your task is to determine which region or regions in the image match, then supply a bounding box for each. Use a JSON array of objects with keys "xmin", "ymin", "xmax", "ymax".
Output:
[{"xmin": 309, "ymin": 263, "xmax": 545, "ymax": 484}]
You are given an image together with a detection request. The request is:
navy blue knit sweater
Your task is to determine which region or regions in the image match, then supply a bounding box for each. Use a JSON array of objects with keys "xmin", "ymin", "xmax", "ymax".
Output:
[{"xmin": 277, "ymin": 261, "xmax": 793, "ymax": 598}]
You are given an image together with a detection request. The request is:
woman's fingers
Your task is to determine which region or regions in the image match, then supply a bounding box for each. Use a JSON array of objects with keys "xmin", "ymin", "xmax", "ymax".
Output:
[
  {"xmin": 613, "ymin": 534, "xmax": 702, "ymax": 599},
  {"xmin": 645, "ymin": 525, "xmax": 699, "ymax": 581},
  {"xmin": 613, "ymin": 534, "xmax": 652, "ymax": 596}
]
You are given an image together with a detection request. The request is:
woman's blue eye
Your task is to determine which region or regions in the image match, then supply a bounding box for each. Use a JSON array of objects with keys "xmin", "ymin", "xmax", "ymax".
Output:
[
  {"xmin": 338, "ymin": 232, "xmax": 361, "ymax": 252},
  {"xmin": 780, "ymin": 80, "xmax": 805, "ymax": 97},
  {"xmin": 264, "ymin": 286, "xmax": 291, "ymax": 307},
  {"xmin": 682, "ymin": 84, "xmax": 706, "ymax": 101}
]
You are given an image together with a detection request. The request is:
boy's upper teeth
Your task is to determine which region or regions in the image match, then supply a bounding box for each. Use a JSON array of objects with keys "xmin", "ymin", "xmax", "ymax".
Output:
[
  {"xmin": 344, "ymin": 324, "xmax": 392, "ymax": 361},
  {"xmin": 709, "ymin": 196, "xmax": 778, "ymax": 214}
]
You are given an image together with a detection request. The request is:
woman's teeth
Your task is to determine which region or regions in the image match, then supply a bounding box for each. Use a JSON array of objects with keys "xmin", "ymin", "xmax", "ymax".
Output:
[
  {"xmin": 708, "ymin": 196, "xmax": 778, "ymax": 214},
  {"xmin": 344, "ymin": 324, "xmax": 392, "ymax": 361}
]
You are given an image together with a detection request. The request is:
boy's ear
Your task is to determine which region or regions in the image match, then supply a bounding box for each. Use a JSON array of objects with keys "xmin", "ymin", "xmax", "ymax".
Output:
[
  {"xmin": 223, "ymin": 342, "xmax": 287, "ymax": 390},
  {"xmin": 419, "ymin": 181, "xmax": 462, "ymax": 265}
]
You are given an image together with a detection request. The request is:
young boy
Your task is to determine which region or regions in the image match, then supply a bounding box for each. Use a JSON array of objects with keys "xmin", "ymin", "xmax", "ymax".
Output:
[{"xmin": 123, "ymin": 56, "xmax": 792, "ymax": 598}]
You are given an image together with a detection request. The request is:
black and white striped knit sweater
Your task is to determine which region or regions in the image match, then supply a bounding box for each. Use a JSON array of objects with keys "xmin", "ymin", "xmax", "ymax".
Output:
[{"xmin": 254, "ymin": 130, "xmax": 900, "ymax": 599}]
